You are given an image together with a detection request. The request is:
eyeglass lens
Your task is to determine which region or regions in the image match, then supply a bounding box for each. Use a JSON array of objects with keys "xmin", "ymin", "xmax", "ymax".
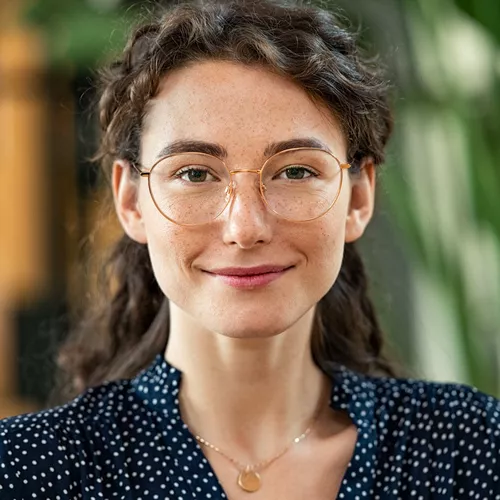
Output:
[{"xmin": 147, "ymin": 149, "xmax": 343, "ymax": 225}]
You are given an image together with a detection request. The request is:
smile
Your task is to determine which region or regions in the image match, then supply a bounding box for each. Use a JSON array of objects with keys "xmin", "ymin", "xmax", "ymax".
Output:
[{"xmin": 203, "ymin": 266, "xmax": 294, "ymax": 289}]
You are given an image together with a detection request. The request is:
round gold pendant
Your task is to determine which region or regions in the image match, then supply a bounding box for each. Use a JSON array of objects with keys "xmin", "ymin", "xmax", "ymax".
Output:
[{"xmin": 237, "ymin": 469, "xmax": 261, "ymax": 492}]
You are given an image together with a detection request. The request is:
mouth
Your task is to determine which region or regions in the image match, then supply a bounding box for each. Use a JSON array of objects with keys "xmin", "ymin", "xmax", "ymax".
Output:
[{"xmin": 203, "ymin": 265, "xmax": 294, "ymax": 289}]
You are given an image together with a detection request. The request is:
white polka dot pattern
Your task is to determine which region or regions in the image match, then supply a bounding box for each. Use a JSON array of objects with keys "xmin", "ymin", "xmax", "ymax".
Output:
[{"xmin": 0, "ymin": 355, "xmax": 499, "ymax": 499}]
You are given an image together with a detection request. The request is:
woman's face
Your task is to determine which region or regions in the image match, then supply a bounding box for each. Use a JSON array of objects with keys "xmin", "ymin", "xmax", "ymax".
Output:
[{"xmin": 114, "ymin": 60, "xmax": 375, "ymax": 339}]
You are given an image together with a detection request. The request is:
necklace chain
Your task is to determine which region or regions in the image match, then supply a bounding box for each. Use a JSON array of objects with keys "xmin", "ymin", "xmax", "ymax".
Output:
[
  {"xmin": 195, "ymin": 424, "xmax": 313, "ymax": 472},
  {"xmin": 193, "ymin": 402, "xmax": 323, "ymax": 476},
  {"xmin": 183, "ymin": 383, "xmax": 329, "ymax": 492}
]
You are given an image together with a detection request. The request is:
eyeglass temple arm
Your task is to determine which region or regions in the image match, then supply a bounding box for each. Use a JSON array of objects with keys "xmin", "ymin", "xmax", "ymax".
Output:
[{"xmin": 130, "ymin": 162, "xmax": 150, "ymax": 177}]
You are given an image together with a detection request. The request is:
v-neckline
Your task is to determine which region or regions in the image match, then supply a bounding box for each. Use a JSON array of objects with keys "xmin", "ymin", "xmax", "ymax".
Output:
[{"xmin": 133, "ymin": 354, "xmax": 378, "ymax": 498}]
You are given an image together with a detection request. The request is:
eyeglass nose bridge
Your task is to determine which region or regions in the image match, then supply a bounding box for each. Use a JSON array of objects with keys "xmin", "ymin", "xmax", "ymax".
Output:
[
  {"xmin": 228, "ymin": 168, "xmax": 262, "ymax": 176},
  {"xmin": 225, "ymin": 168, "xmax": 267, "ymax": 199}
]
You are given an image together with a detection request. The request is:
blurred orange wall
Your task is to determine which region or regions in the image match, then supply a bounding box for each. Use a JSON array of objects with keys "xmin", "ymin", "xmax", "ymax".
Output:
[{"xmin": 0, "ymin": 0, "xmax": 47, "ymax": 418}]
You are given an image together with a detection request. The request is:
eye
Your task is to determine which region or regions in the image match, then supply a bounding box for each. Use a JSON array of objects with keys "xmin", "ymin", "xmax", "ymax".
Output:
[
  {"xmin": 275, "ymin": 166, "xmax": 317, "ymax": 180},
  {"xmin": 175, "ymin": 167, "xmax": 219, "ymax": 183}
]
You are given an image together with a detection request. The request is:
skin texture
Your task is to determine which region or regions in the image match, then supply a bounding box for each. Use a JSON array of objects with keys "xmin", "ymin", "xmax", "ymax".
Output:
[{"xmin": 113, "ymin": 60, "xmax": 375, "ymax": 499}]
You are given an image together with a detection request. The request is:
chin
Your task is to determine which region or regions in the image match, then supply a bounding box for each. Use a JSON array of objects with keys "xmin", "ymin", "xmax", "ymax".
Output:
[
  {"xmin": 217, "ymin": 324, "xmax": 287, "ymax": 340},
  {"xmin": 201, "ymin": 308, "xmax": 303, "ymax": 340}
]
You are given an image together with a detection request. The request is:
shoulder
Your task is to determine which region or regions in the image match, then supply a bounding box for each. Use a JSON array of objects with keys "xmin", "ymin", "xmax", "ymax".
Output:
[
  {"xmin": 336, "ymin": 366, "xmax": 499, "ymax": 436},
  {"xmin": 336, "ymin": 364, "xmax": 499, "ymax": 418},
  {"xmin": 0, "ymin": 378, "xmax": 134, "ymax": 498},
  {"xmin": 369, "ymin": 372, "xmax": 500, "ymax": 427},
  {"xmin": 335, "ymin": 369, "xmax": 499, "ymax": 494},
  {"xmin": 366, "ymin": 372, "xmax": 499, "ymax": 492}
]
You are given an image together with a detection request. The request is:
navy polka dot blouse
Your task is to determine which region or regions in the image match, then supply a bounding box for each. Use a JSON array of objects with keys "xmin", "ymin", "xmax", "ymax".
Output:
[{"xmin": 0, "ymin": 354, "xmax": 499, "ymax": 499}]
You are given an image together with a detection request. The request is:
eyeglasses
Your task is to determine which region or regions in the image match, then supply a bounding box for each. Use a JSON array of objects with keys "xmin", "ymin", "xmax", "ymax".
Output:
[{"xmin": 132, "ymin": 147, "xmax": 351, "ymax": 226}]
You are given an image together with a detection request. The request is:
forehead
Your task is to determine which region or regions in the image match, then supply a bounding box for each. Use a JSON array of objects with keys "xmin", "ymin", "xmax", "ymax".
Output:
[{"xmin": 141, "ymin": 60, "xmax": 346, "ymax": 163}]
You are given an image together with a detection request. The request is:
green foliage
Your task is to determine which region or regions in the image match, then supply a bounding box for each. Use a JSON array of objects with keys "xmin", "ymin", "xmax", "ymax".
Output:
[
  {"xmin": 454, "ymin": 0, "xmax": 500, "ymax": 45},
  {"xmin": 23, "ymin": 0, "xmax": 141, "ymax": 67},
  {"xmin": 384, "ymin": 0, "xmax": 500, "ymax": 395}
]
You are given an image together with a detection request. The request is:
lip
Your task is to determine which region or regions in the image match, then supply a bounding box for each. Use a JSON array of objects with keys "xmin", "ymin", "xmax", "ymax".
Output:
[
  {"xmin": 204, "ymin": 265, "xmax": 294, "ymax": 289},
  {"xmin": 208, "ymin": 265, "xmax": 292, "ymax": 276}
]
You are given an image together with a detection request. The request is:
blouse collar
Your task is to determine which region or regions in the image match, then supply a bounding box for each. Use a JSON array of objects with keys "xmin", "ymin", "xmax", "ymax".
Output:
[
  {"xmin": 131, "ymin": 354, "xmax": 377, "ymax": 426},
  {"xmin": 131, "ymin": 354, "xmax": 379, "ymax": 494}
]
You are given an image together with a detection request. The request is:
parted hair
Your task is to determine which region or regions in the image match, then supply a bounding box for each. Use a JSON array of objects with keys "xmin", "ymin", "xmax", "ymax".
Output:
[{"xmin": 55, "ymin": 0, "xmax": 396, "ymax": 402}]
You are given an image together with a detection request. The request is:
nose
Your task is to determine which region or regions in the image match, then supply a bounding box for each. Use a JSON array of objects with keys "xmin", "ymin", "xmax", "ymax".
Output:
[{"xmin": 221, "ymin": 172, "xmax": 273, "ymax": 249}]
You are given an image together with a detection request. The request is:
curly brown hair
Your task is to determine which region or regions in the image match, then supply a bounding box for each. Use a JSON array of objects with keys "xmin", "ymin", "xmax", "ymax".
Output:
[{"xmin": 54, "ymin": 0, "xmax": 396, "ymax": 402}]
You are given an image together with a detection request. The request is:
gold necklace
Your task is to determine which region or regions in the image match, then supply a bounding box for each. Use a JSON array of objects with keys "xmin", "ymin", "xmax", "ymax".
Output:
[{"xmin": 194, "ymin": 407, "xmax": 322, "ymax": 493}]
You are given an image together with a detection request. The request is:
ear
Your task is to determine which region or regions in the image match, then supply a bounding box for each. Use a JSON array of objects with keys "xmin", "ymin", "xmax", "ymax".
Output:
[
  {"xmin": 112, "ymin": 160, "xmax": 148, "ymax": 244},
  {"xmin": 344, "ymin": 158, "xmax": 376, "ymax": 243}
]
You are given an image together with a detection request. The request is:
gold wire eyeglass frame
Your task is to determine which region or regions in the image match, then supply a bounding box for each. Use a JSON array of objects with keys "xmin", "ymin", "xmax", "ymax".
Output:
[{"xmin": 131, "ymin": 147, "xmax": 351, "ymax": 226}]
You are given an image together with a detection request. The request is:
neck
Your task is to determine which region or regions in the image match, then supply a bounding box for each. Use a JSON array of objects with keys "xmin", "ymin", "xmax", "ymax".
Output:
[{"xmin": 164, "ymin": 302, "xmax": 331, "ymax": 464}]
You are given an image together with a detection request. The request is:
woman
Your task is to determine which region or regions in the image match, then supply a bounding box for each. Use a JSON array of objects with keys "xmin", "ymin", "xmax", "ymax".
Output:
[{"xmin": 1, "ymin": 0, "xmax": 499, "ymax": 498}]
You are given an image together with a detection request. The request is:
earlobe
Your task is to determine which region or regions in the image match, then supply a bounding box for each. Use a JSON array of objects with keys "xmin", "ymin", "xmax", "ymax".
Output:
[
  {"xmin": 344, "ymin": 158, "xmax": 376, "ymax": 243},
  {"xmin": 112, "ymin": 160, "xmax": 148, "ymax": 244}
]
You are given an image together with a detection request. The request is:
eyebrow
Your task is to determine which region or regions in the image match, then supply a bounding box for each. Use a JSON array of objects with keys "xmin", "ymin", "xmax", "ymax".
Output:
[{"xmin": 155, "ymin": 137, "xmax": 333, "ymax": 160}]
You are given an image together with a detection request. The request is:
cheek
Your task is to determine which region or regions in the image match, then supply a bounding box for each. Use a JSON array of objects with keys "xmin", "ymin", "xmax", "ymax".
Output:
[
  {"xmin": 139, "ymin": 199, "xmax": 207, "ymax": 302},
  {"xmin": 146, "ymin": 229, "xmax": 196, "ymax": 305},
  {"xmin": 138, "ymin": 196, "xmax": 185, "ymax": 293},
  {"xmin": 305, "ymin": 207, "xmax": 348, "ymax": 290}
]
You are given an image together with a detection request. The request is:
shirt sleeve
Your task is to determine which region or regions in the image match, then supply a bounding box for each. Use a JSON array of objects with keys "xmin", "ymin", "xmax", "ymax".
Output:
[
  {"xmin": 372, "ymin": 374, "xmax": 500, "ymax": 498},
  {"xmin": 0, "ymin": 411, "xmax": 78, "ymax": 499},
  {"xmin": 434, "ymin": 382, "xmax": 500, "ymax": 497}
]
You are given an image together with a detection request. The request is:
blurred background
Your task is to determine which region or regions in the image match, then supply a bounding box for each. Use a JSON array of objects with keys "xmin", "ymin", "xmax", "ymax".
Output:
[{"xmin": 0, "ymin": 0, "xmax": 499, "ymax": 418}]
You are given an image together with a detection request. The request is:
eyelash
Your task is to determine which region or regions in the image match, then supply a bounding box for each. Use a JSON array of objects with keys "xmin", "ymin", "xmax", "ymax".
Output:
[
  {"xmin": 174, "ymin": 166, "xmax": 318, "ymax": 182},
  {"xmin": 274, "ymin": 166, "xmax": 317, "ymax": 180},
  {"xmin": 174, "ymin": 167, "xmax": 219, "ymax": 182}
]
